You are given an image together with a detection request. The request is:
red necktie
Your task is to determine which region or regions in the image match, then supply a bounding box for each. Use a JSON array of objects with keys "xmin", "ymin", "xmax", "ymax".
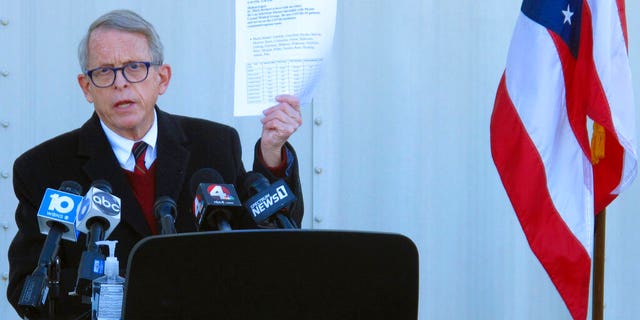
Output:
[{"xmin": 132, "ymin": 141, "xmax": 148, "ymax": 175}]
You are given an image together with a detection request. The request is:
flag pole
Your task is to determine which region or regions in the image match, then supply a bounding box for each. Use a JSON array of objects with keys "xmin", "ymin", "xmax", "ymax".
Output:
[{"xmin": 592, "ymin": 209, "xmax": 606, "ymax": 320}]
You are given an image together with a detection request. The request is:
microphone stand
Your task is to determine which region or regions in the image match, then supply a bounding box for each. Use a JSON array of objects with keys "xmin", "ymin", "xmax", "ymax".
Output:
[
  {"xmin": 48, "ymin": 256, "xmax": 61, "ymax": 320},
  {"xmin": 72, "ymin": 221, "xmax": 106, "ymax": 304},
  {"xmin": 158, "ymin": 214, "xmax": 177, "ymax": 235},
  {"xmin": 275, "ymin": 214, "xmax": 297, "ymax": 229},
  {"xmin": 18, "ymin": 223, "xmax": 66, "ymax": 318},
  {"xmin": 216, "ymin": 215, "xmax": 232, "ymax": 231}
]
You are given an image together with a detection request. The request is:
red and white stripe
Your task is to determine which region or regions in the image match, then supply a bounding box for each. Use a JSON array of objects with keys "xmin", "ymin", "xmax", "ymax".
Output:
[{"xmin": 490, "ymin": 1, "xmax": 636, "ymax": 319}]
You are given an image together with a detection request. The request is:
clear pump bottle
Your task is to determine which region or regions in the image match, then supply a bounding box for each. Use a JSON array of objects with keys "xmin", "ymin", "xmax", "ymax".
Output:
[{"xmin": 91, "ymin": 240, "xmax": 125, "ymax": 320}]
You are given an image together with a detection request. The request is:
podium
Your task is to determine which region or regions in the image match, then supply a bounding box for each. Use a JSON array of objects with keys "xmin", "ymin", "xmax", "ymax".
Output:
[{"xmin": 123, "ymin": 230, "xmax": 418, "ymax": 319}]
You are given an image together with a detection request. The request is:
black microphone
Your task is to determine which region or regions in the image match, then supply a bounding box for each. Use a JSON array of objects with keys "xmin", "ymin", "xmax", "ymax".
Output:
[
  {"xmin": 189, "ymin": 168, "xmax": 242, "ymax": 231},
  {"xmin": 154, "ymin": 196, "xmax": 177, "ymax": 235},
  {"xmin": 242, "ymin": 172, "xmax": 298, "ymax": 229},
  {"xmin": 70, "ymin": 180, "xmax": 122, "ymax": 303},
  {"xmin": 18, "ymin": 181, "xmax": 83, "ymax": 317}
]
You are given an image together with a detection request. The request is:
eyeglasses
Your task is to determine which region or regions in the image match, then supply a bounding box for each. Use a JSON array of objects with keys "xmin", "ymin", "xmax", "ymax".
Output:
[{"xmin": 86, "ymin": 61, "xmax": 159, "ymax": 88}]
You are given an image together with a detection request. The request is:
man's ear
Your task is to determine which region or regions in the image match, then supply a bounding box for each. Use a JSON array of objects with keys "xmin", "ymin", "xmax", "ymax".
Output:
[
  {"xmin": 77, "ymin": 74, "xmax": 94, "ymax": 103},
  {"xmin": 157, "ymin": 64, "xmax": 172, "ymax": 95}
]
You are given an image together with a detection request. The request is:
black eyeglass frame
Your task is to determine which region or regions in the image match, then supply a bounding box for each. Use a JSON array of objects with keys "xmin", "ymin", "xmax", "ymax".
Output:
[{"xmin": 85, "ymin": 61, "xmax": 160, "ymax": 88}]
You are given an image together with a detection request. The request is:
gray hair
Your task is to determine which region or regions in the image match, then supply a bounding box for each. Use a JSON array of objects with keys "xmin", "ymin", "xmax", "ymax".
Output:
[{"xmin": 78, "ymin": 9, "xmax": 164, "ymax": 72}]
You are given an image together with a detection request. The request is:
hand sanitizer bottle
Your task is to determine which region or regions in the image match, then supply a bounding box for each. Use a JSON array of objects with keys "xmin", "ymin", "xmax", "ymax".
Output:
[{"xmin": 91, "ymin": 240, "xmax": 125, "ymax": 320}]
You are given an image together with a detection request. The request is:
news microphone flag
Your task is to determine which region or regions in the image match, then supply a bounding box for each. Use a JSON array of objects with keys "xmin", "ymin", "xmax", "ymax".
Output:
[
  {"xmin": 490, "ymin": 0, "xmax": 636, "ymax": 319},
  {"xmin": 243, "ymin": 178, "xmax": 296, "ymax": 224},
  {"xmin": 193, "ymin": 183, "xmax": 242, "ymax": 227},
  {"xmin": 76, "ymin": 185, "xmax": 122, "ymax": 239},
  {"xmin": 37, "ymin": 188, "xmax": 83, "ymax": 242}
]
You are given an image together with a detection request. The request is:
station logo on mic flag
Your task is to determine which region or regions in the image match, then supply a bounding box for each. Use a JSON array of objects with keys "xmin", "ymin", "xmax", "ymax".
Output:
[
  {"xmin": 193, "ymin": 193, "xmax": 204, "ymax": 219},
  {"xmin": 207, "ymin": 184, "xmax": 236, "ymax": 201},
  {"xmin": 192, "ymin": 183, "xmax": 242, "ymax": 221},
  {"xmin": 37, "ymin": 188, "xmax": 83, "ymax": 241},
  {"xmin": 490, "ymin": 0, "xmax": 637, "ymax": 319},
  {"xmin": 40, "ymin": 189, "xmax": 79, "ymax": 222}
]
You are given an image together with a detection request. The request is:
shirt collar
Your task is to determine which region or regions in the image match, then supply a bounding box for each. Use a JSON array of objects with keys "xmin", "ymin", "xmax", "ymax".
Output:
[{"xmin": 100, "ymin": 111, "xmax": 158, "ymax": 171}]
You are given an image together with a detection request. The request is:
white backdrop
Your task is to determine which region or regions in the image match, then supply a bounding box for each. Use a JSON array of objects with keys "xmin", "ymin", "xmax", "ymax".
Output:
[{"xmin": 1, "ymin": 1, "xmax": 640, "ymax": 319}]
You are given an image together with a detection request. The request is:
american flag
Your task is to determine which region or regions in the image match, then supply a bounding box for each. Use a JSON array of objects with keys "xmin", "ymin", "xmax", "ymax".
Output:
[{"xmin": 490, "ymin": 0, "xmax": 636, "ymax": 318}]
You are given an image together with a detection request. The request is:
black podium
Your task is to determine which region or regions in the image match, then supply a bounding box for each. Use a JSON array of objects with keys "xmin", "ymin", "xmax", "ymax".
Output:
[{"xmin": 123, "ymin": 230, "xmax": 418, "ymax": 319}]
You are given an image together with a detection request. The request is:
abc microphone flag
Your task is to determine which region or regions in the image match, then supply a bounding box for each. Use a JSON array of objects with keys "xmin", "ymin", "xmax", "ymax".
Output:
[
  {"xmin": 37, "ymin": 186, "xmax": 83, "ymax": 241},
  {"xmin": 76, "ymin": 184, "xmax": 122, "ymax": 239}
]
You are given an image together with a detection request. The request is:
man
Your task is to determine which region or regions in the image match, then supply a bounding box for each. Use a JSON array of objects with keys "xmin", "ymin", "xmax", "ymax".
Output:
[{"xmin": 7, "ymin": 9, "xmax": 303, "ymax": 319}]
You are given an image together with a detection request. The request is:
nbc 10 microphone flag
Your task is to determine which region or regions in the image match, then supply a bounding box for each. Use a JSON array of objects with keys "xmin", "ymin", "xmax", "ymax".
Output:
[{"xmin": 490, "ymin": 0, "xmax": 637, "ymax": 319}]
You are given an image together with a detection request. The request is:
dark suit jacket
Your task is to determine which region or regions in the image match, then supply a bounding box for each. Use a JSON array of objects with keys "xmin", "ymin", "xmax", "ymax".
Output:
[{"xmin": 7, "ymin": 107, "xmax": 303, "ymax": 319}]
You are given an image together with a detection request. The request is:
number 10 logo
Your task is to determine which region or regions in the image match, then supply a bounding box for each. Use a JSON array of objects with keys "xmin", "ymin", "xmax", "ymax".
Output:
[{"xmin": 48, "ymin": 193, "xmax": 76, "ymax": 213}]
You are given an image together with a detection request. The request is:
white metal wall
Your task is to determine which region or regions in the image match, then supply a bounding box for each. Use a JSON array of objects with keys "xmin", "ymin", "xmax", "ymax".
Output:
[{"xmin": 2, "ymin": 1, "xmax": 640, "ymax": 319}]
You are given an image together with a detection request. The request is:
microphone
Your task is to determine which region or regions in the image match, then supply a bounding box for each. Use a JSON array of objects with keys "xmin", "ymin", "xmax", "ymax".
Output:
[
  {"xmin": 189, "ymin": 168, "xmax": 242, "ymax": 231},
  {"xmin": 242, "ymin": 172, "xmax": 298, "ymax": 229},
  {"xmin": 154, "ymin": 196, "xmax": 177, "ymax": 234},
  {"xmin": 18, "ymin": 181, "xmax": 83, "ymax": 316},
  {"xmin": 75, "ymin": 180, "xmax": 121, "ymax": 238},
  {"xmin": 70, "ymin": 180, "xmax": 122, "ymax": 303}
]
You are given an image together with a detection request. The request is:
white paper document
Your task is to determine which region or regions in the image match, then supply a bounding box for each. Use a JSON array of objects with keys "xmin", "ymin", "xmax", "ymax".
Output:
[{"xmin": 234, "ymin": 0, "xmax": 337, "ymax": 116}]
